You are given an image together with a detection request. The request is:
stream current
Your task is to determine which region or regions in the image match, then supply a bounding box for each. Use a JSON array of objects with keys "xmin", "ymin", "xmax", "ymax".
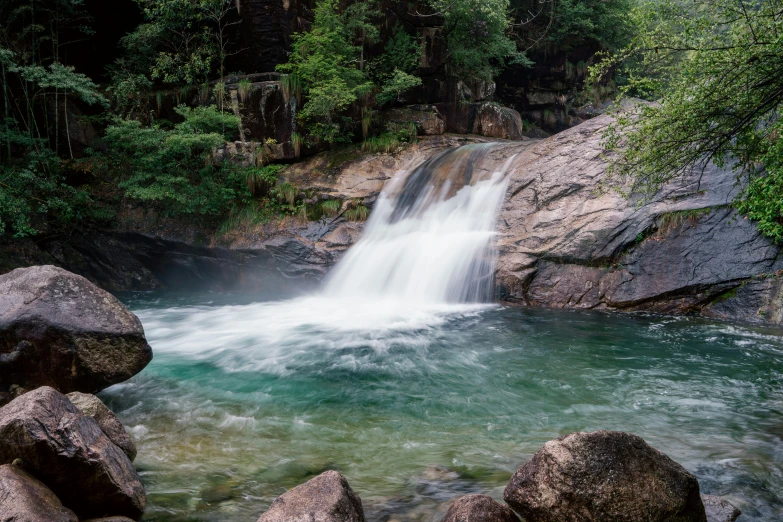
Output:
[{"xmin": 104, "ymin": 145, "xmax": 783, "ymax": 521}]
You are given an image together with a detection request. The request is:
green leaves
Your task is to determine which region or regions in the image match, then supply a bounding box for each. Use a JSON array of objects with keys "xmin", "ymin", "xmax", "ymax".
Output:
[
  {"xmin": 277, "ymin": 0, "xmax": 376, "ymax": 142},
  {"xmin": 377, "ymin": 69, "xmax": 422, "ymax": 106},
  {"xmin": 431, "ymin": 0, "xmax": 519, "ymax": 82},
  {"xmin": 599, "ymin": 0, "xmax": 783, "ymax": 206},
  {"xmin": 97, "ymin": 105, "xmax": 242, "ymax": 217},
  {"xmin": 736, "ymin": 123, "xmax": 783, "ymax": 242}
]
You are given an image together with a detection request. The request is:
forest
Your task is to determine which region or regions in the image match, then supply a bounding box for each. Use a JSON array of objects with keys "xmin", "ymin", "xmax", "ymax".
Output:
[{"xmin": 0, "ymin": 0, "xmax": 781, "ymax": 241}]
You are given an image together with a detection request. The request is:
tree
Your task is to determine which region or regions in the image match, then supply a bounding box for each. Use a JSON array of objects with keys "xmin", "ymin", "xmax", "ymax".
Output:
[
  {"xmin": 429, "ymin": 0, "xmax": 523, "ymax": 83},
  {"xmin": 277, "ymin": 0, "xmax": 373, "ymax": 143},
  {"xmin": 593, "ymin": 0, "xmax": 783, "ymax": 241},
  {"xmin": 97, "ymin": 105, "xmax": 244, "ymax": 217},
  {"xmin": 120, "ymin": 0, "xmax": 241, "ymax": 85},
  {"xmin": 0, "ymin": 0, "xmax": 107, "ymax": 237}
]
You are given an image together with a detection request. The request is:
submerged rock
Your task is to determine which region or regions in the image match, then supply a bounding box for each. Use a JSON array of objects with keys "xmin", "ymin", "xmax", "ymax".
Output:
[
  {"xmin": 503, "ymin": 430, "xmax": 706, "ymax": 522},
  {"xmin": 701, "ymin": 495, "xmax": 741, "ymax": 522},
  {"xmin": 440, "ymin": 494, "xmax": 518, "ymax": 522},
  {"xmin": 0, "ymin": 265, "xmax": 152, "ymax": 393},
  {"xmin": 0, "ymin": 387, "xmax": 146, "ymax": 519},
  {"xmin": 257, "ymin": 470, "xmax": 365, "ymax": 522},
  {"xmin": 66, "ymin": 392, "xmax": 137, "ymax": 461},
  {"xmin": 0, "ymin": 463, "xmax": 78, "ymax": 522}
]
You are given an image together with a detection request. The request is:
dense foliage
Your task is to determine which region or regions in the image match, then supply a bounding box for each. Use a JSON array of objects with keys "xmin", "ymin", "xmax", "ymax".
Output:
[
  {"xmin": 97, "ymin": 106, "xmax": 242, "ymax": 217},
  {"xmin": 117, "ymin": 0, "xmax": 240, "ymax": 85},
  {"xmin": 593, "ymin": 0, "xmax": 783, "ymax": 240},
  {"xmin": 277, "ymin": 0, "xmax": 423, "ymax": 143},
  {"xmin": 433, "ymin": 0, "xmax": 524, "ymax": 81},
  {"xmin": 0, "ymin": 0, "xmax": 108, "ymax": 237},
  {"xmin": 0, "ymin": 0, "xmax": 704, "ymax": 240}
]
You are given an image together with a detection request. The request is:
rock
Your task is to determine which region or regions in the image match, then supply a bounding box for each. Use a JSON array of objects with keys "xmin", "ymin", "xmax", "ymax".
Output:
[
  {"xmin": 66, "ymin": 392, "xmax": 137, "ymax": 461},
  {"xmin": 503, "ymin": 430, "xmax": 706, "ymax": 522},
  {"xmin": 257, "ymin": 470, "xmax": 365, "ymax": 522},
  {"xmin": 701, "ymin": 495, "xmax": 741, "ymax": 522},
  {"xmin": 0, "ymin": 387, "xmax": 146, "ymax": 519},
  {"xmin": 440, "ymin": 495, "xmax": 518, "ymax": 522},
  {"xmin": 420, "ymin": 465, "xmax": 459, "ymax": 482},
  {"xmin": 386, "ymin": 106, "xmax": 446, "ymax": 135},
  {"xmin": 81, "ymin": 518, "xmax": 136, "ymax": 522},
  {"xmin": 0, "ymin": 265, "xmax": 153, "ymax": 393},
  {"xmin": 0, "ymin": 392, "xmax": 9, "ymax": 408},
  {"xmin": 0, "ymin": 463, "xmax": 78, "ymax": 522},
  {"xmin": 439, "ymin": 102, "xmax": 525, "ymax": 140},
  {"xmin": 495, "ymin": 110, "xmax": 783, "ymax": 325}
]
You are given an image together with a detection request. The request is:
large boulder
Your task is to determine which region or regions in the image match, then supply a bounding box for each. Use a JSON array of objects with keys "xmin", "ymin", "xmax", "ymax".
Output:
[
  {"xmin": 440, "ymin": 494, "xmax": 518, "ymax": 522},
  {"xmin": 386, "ymin": 106, "xmax": 446, "ymax": 136},
  {"xmin": 257, "ymin": 470, "xmax": 365, "ymax": 522},
  {"xmin": 0, "ymin": 387, "xmax": 146, "ymax": 519},
  {"xmin": 0, "ymin": 463, "xmax": 78, "ymax": 522},
  {"xmin": 701, "ymin": 495, "xmax": 741, "ymax": 522},
  {"xmin": 66, "ymin": 392, "xmax": 137, "ymax": 461},
  {"xmin": 503, "ymin": 431, "xmax": 706, "ymax": 522},
  {"xmin": 0, "ymin": 265, "xmax": 153, "ymax": 393}
]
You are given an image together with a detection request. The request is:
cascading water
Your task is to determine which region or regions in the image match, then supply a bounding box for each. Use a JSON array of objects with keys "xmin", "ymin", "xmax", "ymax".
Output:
[{"xmin": 324, "ymin": 143, "xmax": 515, "ymax": 304}]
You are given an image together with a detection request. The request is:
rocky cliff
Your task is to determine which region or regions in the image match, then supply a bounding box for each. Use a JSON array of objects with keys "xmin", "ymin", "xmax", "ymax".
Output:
[
  {"xmin": 3, "ymin": 113, "xmax": 780, "ymax": 326},
  {"xmin": 494, "ymin": 114, "xmax": 783, "ymax": 325}
]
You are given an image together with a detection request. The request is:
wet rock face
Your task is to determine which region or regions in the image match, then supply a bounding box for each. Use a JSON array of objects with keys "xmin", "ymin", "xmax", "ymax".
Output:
[
  {"xmin": 66, "ymin": 392, "xmax": 137, "ymax": 461},
  {"xmin": 0, "ymin": 387, "xmax": 146, "ymax": 520},
  {"xmin": 440, "ymin": 494, "xmax": 518, "ymax": 522},
  {"xmin": 234, "ymin": 0, "xmax": 315, "ymax": 74},
  {"xmin": 0, "ymin": 265, "xmax": 152, "ymax": 393},
  {"xmin": 0, "ymin": 464, "xmax": 78, "ymax": 522},
  {"xmin": 257, "ymin": 470, "xmax": 365, "ymax": 522},
  {"xmin": 701, "ymin": 495, "xmax": 741, "ymax": 522},
  {"xmin": 503, "ymin": 431, "xmax": 706, "ymax": 522},
  {"xmin": 495, "ymin": 111, "xmax": 783, "ymax": 325}
]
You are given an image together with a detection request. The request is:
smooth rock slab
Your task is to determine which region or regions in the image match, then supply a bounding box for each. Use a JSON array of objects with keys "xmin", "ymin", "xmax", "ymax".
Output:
[
  {"xmin": 702, "ymin": 495, "xmax": 741, "ymax": 522},
  {"xmin": 440, "ymin": 494, "xmax": 519, "ymax": 522},
  {"xmin": 257, "ymin": 470, "xmax": 365, "ymax": 522},
  {"xmin": 0, "ymin": 265, "xmax": 153, "ymax": 393},
  {"xmin": 66, "ymin": 392, "xmax": 137, "ymax": 461},
  {"xmin": 0, "ymin": 387, "xmax": 146, "ymax": 519},
  {"xmin": 503, "ymin": 430, "xmax": 707, "ymax": 522},
  {"xmin": 0, "ymin": 463, "xmax": 78, "ymax": 522}
]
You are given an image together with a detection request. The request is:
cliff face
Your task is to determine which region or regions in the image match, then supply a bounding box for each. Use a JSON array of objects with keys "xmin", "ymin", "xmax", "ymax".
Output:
[{"xmin": 494, "ymin": 114, "xmax": 783, "ymax": 325}]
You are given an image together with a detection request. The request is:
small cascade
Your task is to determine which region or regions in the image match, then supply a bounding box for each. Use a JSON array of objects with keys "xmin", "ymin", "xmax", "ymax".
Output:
[{"xmin": 323, "ymin": 143, "xmax": 515, "ymax": 304}]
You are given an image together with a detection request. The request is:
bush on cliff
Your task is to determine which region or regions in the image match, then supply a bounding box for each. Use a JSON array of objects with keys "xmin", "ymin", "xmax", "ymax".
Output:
[
  {"xmin": 96, "ymin": 105, "xmax": 247, "ymax": 218},
  {"xmin": 595, "ymin": 0, "xmax": 783, "ymax": 242}
]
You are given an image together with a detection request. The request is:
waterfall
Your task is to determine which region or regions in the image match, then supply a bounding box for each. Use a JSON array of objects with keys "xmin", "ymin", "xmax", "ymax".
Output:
[{"xmin": 323, "ymin": 143, "xmax": 515, "ymax": 304}]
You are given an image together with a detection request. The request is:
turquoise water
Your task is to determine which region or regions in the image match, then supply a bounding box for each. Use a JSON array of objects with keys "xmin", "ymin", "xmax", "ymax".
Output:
[{"xmin": 105, "ymin": 293, "xmax": 783, "ymax": 521}]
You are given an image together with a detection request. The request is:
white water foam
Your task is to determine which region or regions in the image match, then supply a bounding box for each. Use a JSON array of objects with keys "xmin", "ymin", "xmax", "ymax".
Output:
[
  {"xmin": 136, "ymin": 144, "xmax": 515, "ymax": 369},
  {"xmin": 324, "ymin": 144, "xmax": 515, "ymax": 303}
]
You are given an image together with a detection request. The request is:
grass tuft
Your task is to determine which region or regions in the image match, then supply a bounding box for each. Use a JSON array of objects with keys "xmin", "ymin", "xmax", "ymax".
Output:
[
  {"xmin": 238, "ymin": 79, "xmax": 252, "ymax": 103},
  {"xmin": 321, "ymin": 199, "xmax": 342, "ymax": 217},
  {"xmin": 344, "ymin": 204, "xmax": 369, "ymax": 221}
]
